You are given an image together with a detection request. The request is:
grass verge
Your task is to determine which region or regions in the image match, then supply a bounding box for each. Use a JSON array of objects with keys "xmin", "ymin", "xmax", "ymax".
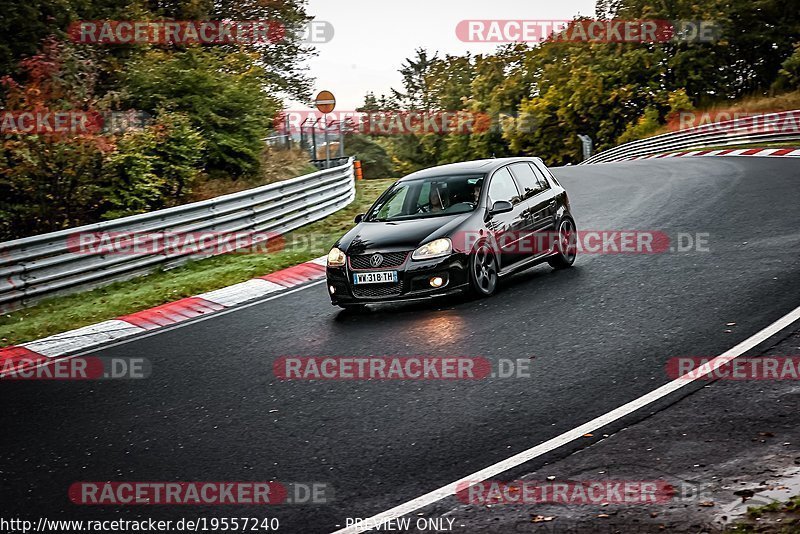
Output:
[
  {"xmin": 730, "ymin": 494, "xmax": 800, "ymax": 532},
  {"xmin": 0, "ymin": 178, "xmax": 394, "ymax": 347}
]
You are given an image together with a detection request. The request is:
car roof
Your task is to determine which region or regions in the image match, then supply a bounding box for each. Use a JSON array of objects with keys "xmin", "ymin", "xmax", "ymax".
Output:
[{"xmin": 397, "ymin": 157, "xmax": 545, "ymax": 181}]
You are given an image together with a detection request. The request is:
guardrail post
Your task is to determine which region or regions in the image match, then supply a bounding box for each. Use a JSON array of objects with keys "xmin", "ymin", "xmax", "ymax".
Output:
[
  {"xmin": 324, "ymin": 115, "xmax": 331, "ymax": 169},
  {"xmin": 338, "ymin": 122, "xmax": 345, "ymax": 158}
]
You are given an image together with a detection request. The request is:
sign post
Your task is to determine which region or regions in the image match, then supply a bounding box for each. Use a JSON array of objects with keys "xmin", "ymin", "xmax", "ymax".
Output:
[
  {"xmin": 577, "ymin": 134, "xmax": 593, "ymax": 162},
  {"xmin": 314, "ymin": 90, "xmax": 336, "ymax": 168}
]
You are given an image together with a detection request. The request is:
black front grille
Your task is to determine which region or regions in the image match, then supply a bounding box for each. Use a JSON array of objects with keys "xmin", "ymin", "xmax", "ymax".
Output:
[
  {"xmin": 352, "ymin": 282, "xmax": 403, "ymax": 298},
  {"xmin": 349, "ymin": 251, "xmax": 409, "ymax": 270}
]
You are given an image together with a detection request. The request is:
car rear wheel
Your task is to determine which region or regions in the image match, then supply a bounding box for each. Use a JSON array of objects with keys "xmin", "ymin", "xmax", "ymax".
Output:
[
  {"xmin": 547, "ymin": 217, "xmax": 577, "ymax": 269},
  {"xmin": 469, "ymin": 242, "xmax": 498, "ymax": 297}
]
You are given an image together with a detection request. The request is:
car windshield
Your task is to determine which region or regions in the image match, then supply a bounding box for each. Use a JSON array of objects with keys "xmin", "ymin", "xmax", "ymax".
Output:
[{"xmin": 365, "ymin": 174, "xmax": 485, "ymax": 222}]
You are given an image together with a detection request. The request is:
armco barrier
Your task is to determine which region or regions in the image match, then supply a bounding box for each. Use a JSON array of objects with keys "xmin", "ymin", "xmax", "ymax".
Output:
[
  {"xmin": 581, "ymin": 110, "xmax": 800, "ymax": 164},
  {"xmin": 0, "ymin": 158, "xmax": 355, "ymax": 312}
]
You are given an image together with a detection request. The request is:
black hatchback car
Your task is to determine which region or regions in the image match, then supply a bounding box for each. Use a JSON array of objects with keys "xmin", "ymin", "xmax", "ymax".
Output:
[{"xmin": 326, "ymin": 157, "xmax": 577, "ymax": 308}]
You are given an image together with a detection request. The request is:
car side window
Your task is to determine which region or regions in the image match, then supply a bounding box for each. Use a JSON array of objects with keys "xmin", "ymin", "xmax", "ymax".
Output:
[
  {"xmin": 528, "ymin": 163, "xmax": 551, "ymax": 192},
  {"xmin": 375, "ymin": 186, "xmax": 408, "ymax": 219},
  {"xmin": 531, "ymin": 160, "xmax": 558, "ymax": 188},
  {"xmin": 488, "ymin": 167, "xmax": 521, "ymax": 205},
  {"xmin": 509, "ymin": 163, "xmax": 543, "ymax": 199},
  {"xmin": 416, "ymin": 182, "xmax": 431, "ymax": 210}
]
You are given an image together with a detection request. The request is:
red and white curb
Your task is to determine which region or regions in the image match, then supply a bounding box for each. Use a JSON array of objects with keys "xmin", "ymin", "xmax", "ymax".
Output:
[
  {"xmin": 623, "ymin": 147, "xmax": 800, "ymax": 161},
  {"xmin": 0, "ymin": 256, "xmax": 328, "ymax": 376}
]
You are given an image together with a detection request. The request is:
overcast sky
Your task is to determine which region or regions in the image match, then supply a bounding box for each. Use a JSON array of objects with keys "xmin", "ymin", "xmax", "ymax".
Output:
[{"xmin": 292, "ymin": 0, "xmax": 597, "ymax": 111}]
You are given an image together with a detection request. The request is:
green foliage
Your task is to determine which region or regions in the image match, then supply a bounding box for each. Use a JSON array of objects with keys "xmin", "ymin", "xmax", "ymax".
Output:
[
  {"xmin": 0, "ymin": 39, "xmax": 109, "ymax": 239},
  {"xmin": 391, "ymin": 48, "xmax": 440, "ymax": 110},
  {"xmin": 0, "ymin": 0, "xmax": 317, "ymax": 239},
  {"xmin": 0, "ymin": 136, "xmax": 107, "ymax": 239},
  {"xmin": 122, "ymin": 48, "xmax": 278, "ymax": 177},
  {"xmin": 775, "ymin": 43, "xmax": 800, "ymax": 89},
  {"xmin": 102, "ymin": 111, "xmax": 205, "ymax": 219},
  {"xmin": 0, "ymin": 0, "xmax": 79, "ymax": 83},
  {"xmin": 617, "ymin": 107, "xmax": 661, "ymax": 144},
  {"xmin": 101, "ymin": 128, "xmax": 161, "ymax": 218},
  {"xmin": 345, "ymin": 134, "xmax": 394, "ymax": 179}
]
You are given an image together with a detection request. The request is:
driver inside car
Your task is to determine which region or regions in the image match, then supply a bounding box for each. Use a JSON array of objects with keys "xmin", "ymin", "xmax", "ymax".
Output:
[
  {"xmin": 472, "ymin": 179, "xmax": 483, "ymax": 204},
  {"xmin": 425, "ymin": 184, "xmax": 449, "ymax": 213}
]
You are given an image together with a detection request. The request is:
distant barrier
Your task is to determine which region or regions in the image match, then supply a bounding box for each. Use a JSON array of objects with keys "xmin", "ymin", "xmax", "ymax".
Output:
[{"xmin": 582, "ymin": 110, "xmax": 800, "ymax": 164}]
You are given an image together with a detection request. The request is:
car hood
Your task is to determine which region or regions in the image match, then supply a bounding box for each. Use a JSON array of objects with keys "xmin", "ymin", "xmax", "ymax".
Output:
[{"xmin": 337, "ymin": 213, "xmax": 472, "ymax": 254}]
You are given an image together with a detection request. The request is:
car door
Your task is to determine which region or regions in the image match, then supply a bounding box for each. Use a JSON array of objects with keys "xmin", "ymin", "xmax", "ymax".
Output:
[
  {"xmin": 526, "ymin": 162, "xmax": 558, "ymax": 253},
  {"xmin": 485, "ymin": 166, "xmax": 527, "ymax": 268},
  {"xmin": 508, "ymin": 162, "xmax": 544, "ymax": 257}
]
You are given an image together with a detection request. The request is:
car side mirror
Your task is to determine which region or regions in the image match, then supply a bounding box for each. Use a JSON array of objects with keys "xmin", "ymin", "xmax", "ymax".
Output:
[
  {"xmin": 354, "ymin": 213, "xmax": 365, "ymax": 223},
  {"xmin": 490, "ymin": 200, "xmax": 513, "ymax": 215}
]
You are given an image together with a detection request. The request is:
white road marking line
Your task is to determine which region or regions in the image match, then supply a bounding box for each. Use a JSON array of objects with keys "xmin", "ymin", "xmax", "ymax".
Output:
[{"xmin": 331, "ymin": 304, "xmax": 800, "ymax": 534}]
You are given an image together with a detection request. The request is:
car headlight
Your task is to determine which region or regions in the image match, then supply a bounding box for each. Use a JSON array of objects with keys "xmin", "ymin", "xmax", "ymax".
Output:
[
  {"xmin": 327, "ymin": 247, "xmax": 346, "ymax": 267},
  {"xmin": 412, "ymin": 238, "xmax": 452, "ymax": 260}
]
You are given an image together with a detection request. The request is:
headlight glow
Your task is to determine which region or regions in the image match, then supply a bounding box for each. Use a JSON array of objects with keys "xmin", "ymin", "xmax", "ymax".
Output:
[
  {"xmin": 412, "ymin": 238, "xmax": 452, "ymax": 260},
  {"xmin": 327, "ymin": 247, "xmax": 346, "ymax": 267}
]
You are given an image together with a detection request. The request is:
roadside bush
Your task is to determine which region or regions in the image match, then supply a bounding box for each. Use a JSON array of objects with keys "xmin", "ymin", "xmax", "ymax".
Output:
[
  {"xmin": 345, "ymin": 134, "xmax": 395, "ymax": 179},
  {"xmin": 0, "ymin": 39, "xmax": 111, "ymax": 239},
  {"xmin": 101, "ymin": 112, "xmax": 205, "ymax": 219},
  {"xmin": 774, "ymin": 43, "xmax": 800, "ymax": 90},
  {"xmin": 123, "ymin": 48, "xmax": 280, "ymax": 178}
]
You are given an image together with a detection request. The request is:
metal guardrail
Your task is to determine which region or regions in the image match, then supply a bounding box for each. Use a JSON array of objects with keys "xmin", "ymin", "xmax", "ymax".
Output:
[
  {"xmin": 581, "ymin": 110, "xmax": 800, "ymax": 164},
  {"xmin": 0, "ymin": 158, "xmax": 355, "ymax": 312}
]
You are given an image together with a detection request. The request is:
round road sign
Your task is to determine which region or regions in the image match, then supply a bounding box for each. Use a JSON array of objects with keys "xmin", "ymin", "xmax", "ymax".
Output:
[{"xmin": 314, "ymin": 90, "xmax": 336, "ymax": 114}]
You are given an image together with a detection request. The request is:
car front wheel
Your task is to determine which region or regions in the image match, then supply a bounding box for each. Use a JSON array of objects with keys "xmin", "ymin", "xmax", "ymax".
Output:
[{"xmin": 469, "ymin": 241, "xmax": 498, "ymax": 297}]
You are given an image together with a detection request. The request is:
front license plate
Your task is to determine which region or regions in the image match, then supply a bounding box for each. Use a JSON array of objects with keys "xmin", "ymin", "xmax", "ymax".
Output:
[{"xmin": 353, "ymin": 271, "xmax": 398, "ymax": 284}]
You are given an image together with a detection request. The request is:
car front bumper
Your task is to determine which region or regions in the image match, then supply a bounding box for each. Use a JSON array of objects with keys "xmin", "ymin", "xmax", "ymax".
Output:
[{"xmin": 326, "ymin": 251, "xmax": 470, "ymax": 305}]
